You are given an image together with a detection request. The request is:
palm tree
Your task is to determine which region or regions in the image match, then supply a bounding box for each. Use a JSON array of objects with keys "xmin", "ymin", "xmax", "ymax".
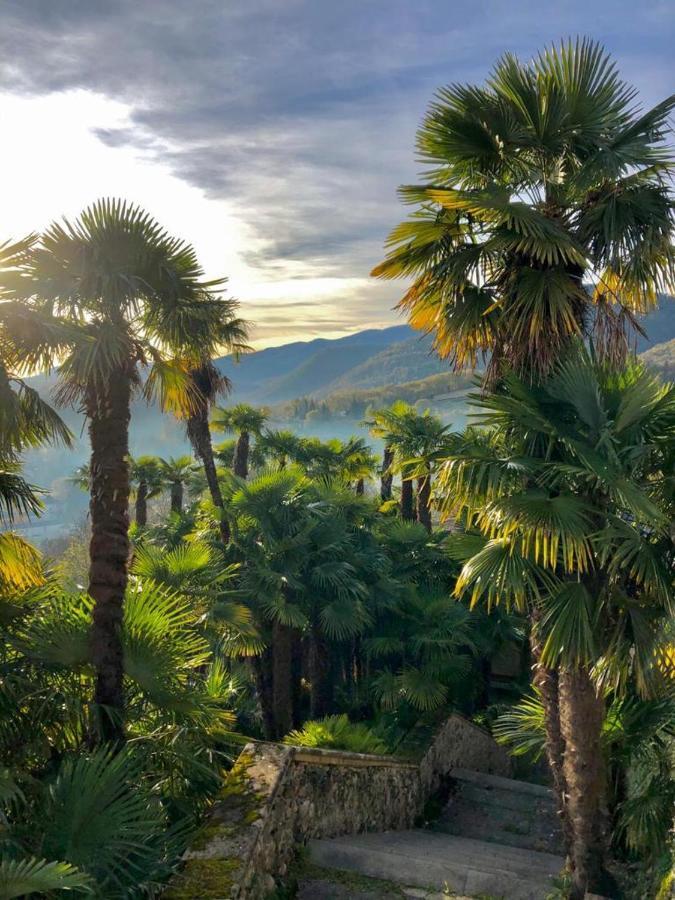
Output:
[
  {"xmin": 158, "ymin": 455, "xmax": 193, "ymax": 516},
  {"xmin": 181, "ymin": 303, "xmax": 248, "ymax": 546},
  {"xmin": 372, "ymin": 39, "xmax": 674, "ymax": 386},
  {"xmin": 366, "ymin": 403, "xmax": 416, "ymax": 520},
  {"xmin": 129, "ymin": 455, "xmax": 162, "ymax": 527},
  {"xmin": 295, "ymin": 437, "xmax": 345, "ymax": 480},
  {"xmin": 339, "ymin": 436, "xmax": 378, "ymax": 495},
  {"xmin": 441, "ymin": 350, "xmax": 674, "ymax": 896},
  {"xmin": 379, "ymin": 444, "xmax": 394, "ymax": 502},
  {"xmin": 4, "ymin": 199, "xmax": 236, "ymax": 742},
  {"xmin": 372, "ymin": 40, "xmax": 674, "ymax": 894},
  {"xmin": 255, "ymin": 428, "xmax": 305, "ymax": 470},
  {"xmin": 212, "ymin": 404, "xmax": 267, "ymax": 479},
  {"xmin": 183, "ymin": 363, "xmax": 234, "ymax": 546},
  {"xmin": 366, "ymin": 402, "xmax": 450, "ymax": 529},
  {"xmin": 229, "ymin": 469, "xmax": 309, "ymax": 738}
]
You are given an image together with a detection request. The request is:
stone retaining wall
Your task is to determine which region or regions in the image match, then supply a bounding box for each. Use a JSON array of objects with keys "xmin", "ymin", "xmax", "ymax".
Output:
[{"xmin": 164, "ymin": 714, "xmax": 511, "ymax": 899}]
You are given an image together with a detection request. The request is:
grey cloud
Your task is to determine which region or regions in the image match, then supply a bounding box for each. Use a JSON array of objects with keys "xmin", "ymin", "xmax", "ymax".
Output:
[{"xmin": 1, "ymin": 0, "xmax": 673, "ymax": 336}]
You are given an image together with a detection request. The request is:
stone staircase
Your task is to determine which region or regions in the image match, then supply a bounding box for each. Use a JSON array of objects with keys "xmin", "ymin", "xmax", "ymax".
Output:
[{"xmin": 304, "ymin": 768, "xmax": 565, "ymax": 899}]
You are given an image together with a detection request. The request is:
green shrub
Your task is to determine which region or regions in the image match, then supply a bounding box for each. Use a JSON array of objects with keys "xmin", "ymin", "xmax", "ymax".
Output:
[{"xmin": 284, "ymin": 715, "xmax": 388, "ymax": 755}]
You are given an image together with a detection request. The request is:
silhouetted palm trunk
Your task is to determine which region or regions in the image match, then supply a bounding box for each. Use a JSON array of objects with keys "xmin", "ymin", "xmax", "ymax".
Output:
[
  {"xmin": 309, "ymin": 622, "xmax": 333, "ymax": 718},
  {"xmin": 187, "ymin": 399, "xmax": 230, "ymax": 544},
  {"xmin": 135, "ymin": 480, "xmax": 148, "ymax": 527},
  {"xmin": 401, "ymin": 476, "xmax": 415, "ymax": 521},
  {"xmin": 169, "ymin": 479, "xmax": 183, "ymax": 515},
  {"xmin": 380, "ymin": 445, "xmax": 393, "ymax": 501},
  {"xmin": 355, "ymin": 478, "xmax": 365, "ymax": 495},
  {"xmin": 559, "ymin": 666, "xmax": 610, "ymax": 899},
  {"xmin": 252, "ymin": 649, "xmax": 276, "ymax": 740},
  {"xmin": 233, "ymin": 430, "xmax": 250, "ymax": 478},
  {"xmin": 272, "ymin": 620, "xmax": 294, "ymax": 738},
  {"xmin": 416, "ymin": 469, "xmax": 432, "ymax": 531},
  {"xmin": 87, "ymin": 368, "xmax": 131, "ymax": 744}
]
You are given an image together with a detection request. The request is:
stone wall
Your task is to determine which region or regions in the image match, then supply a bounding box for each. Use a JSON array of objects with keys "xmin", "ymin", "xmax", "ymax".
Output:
[
  {"xmin": 420, "ymin": 713, "xmax": 511, "ymax": 796},
  {"xmin": 164, "ymin": 714, "xmax": 511, "ymax": 899}
]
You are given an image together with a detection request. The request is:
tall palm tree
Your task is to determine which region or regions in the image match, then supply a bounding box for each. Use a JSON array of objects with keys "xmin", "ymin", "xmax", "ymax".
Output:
[
  {"xmin": 183, "ymin": 363, "xmax": 234, "ymax": 546},
  {"xmin": 366, "ymin": 402, "xmax": 450, "ymax": 528},
  {"xmin": 212, "ymin": 404, "xmax": 267, "ymax": 479},
  {"xmin": 441, "ymin": 350, "xmax": 674, "ymax": 897},
  {"xmin": 229, "ymin": 469, "xmax": 309, "ymax": 739},
  {"xmin": 366, "ymin": 403, "xmax": 417, "ymax": 520},
  {"xmin": 158, "ymin": 455, "xmax": 193, "ymax": 516},
  {"xmin": 379, "ymin": 444, "xmax": 394, "ymax": 502},
  {"xmin": 129, "ymin": 455, "xmax": 162, "ymax": 527},
  {"xmin": 4, "ymin": 199, "xmax": 237, "ymax": 742},
  {"xmin": 372, "ymin": 39, "xmax": 674, "ymax": 895}
]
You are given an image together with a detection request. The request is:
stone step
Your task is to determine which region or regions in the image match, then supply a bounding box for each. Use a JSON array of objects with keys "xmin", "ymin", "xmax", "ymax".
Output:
[
  {"xmin": 432, "ymin": 809, "xmax": 562, "ymax": 855},
  {"xmin": 450, "ymin": 768, "xmax": 555, "ymax": 799},
  {"xmin": 436, "ymin": 768, "xmax": 563, "ymax": 856},
  {"xmin": 308, "ymin": 829, "xmax": 565, "ymax": 900}
]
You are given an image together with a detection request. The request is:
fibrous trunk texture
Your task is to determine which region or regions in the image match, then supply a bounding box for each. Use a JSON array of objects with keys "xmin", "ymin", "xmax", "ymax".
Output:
[
  {"xmin": 87, "ymin": 369, "xmax": 131, "ymax": 744},
  {"xmin": 272, "ymin": 620, "xmax": 294, "ymax": 739},
  {"xmin": 233, "ymin": 431, "xmax": 249, "ymax": 479},
  {"xmin": 416, "ymin": 471, "xmax": 432, "ymax": 531},
  {"xmin": 170, "ymin": 480, "xmax": 183, "ymax": 515},
  {"xmin": 187, "ymin": 406, "xmax": 230, "ymax": 544},
  {"xmin": 380, "ymin": 445, "xmax": 393, "ymax": 501},
  {"xmin": 400, "ymin": 476, "xmax": 415, "ymax": 521},
  {"xmin": 309, "ymin": 623, "xmax": 333, "ymax": 719},
  {"xmin": 252, "ymin": 650, "xmax": 276, "ymax": 740},
  {"xmin": 530, "ymin": 613, "xmax": 572, "ymax": 854},
  {"xmin": 559, "ymin": 666, "xmax": 609, "ymax": 899},
  {"xmin": 135, "ymin": 480, "xmax": 148, "ymax": 527}
]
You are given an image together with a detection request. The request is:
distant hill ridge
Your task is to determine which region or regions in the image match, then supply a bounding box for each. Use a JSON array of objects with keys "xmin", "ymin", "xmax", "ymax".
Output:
[{"xmin": 214, "ymin": 296, "xmax": 675, "ymax": 404}]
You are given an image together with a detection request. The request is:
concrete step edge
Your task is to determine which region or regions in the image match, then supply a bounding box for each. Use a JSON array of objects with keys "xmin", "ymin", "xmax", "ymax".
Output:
[{"xmin": 450, "ymin": 767, "xmax": 555, "ymax": 798}]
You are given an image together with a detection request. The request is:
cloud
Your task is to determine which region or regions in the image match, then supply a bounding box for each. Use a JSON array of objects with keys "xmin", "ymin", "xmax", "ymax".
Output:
[{"xmin": 1, "ymin": 0, "xmax": 673, "ymax": 345}]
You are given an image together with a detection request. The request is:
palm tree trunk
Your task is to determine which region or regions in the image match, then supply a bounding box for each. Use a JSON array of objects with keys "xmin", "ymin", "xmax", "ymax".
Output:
[
  {"xmin": 530, "ymin": 615, "xmax": 573, "ymax": 855},
  {"xmin": 170, "ymin": 479, "xmax": 183, "ymax": 515},
  {"xmin": 381, "ymin": 445, "xmax": 393, "ymax": 501},
  {"xmin": 187, "ymin": 406, "xmax": 230, "ymax": 544},
  {"xmin": 135, "ymin": 480, "xmax": 148, "ymax": 527},
  {"xmin": 559, "ymin": 666, "xmax": 609, "ymax": 898},
  {"xmin": 400, "ymin": 476, "xmax": 415, "ymax": 521},
  {"xmin": 272, "ymin": 620, "xmax": 294, "ymax": 738},
  {"xmin": 233, "ymin": 430, "xmax": 249, "ymax": 478},
  {"xmin": 87, "ymin": 370, "xmax": 131, "ymax": 744},
  {"xmin": 416, "ymin": 470, "xmax": 432, "ymax": 531},
  {"xmin": 309, "ymin": 622, "xmax": 333, "ymax": 718},
  {"xmin": 252, "ymin": 650, "xmax": 276, "ymax": 740}
]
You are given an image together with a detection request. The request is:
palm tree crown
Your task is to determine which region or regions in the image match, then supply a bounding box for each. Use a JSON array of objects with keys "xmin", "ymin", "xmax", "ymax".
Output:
[{"xmin": 372, "ymin": 39, "xmax": 675, "ymax": 381}]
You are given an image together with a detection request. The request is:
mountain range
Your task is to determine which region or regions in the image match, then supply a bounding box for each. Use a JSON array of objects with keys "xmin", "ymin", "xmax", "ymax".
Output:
[
  {"xmin": 18, "ymin": 298, "xmax": 675, "ymax": 537},
  {"xmin": 215, "ymin": 297, "xmax": 675, "ymax": 404}
]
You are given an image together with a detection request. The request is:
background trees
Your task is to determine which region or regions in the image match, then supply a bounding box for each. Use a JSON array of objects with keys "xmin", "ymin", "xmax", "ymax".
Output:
[{"xmin": 212, "ymin": 403, "xmax": 267, "ymax": 479}]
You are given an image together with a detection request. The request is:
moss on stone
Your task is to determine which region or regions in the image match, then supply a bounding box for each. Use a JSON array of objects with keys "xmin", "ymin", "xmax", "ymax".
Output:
[
  {"xmin": 294, "ymin": 862, "xmax": 408, "ymax": 897},
  {"xmin": 163, "ymin": 857, "xmax": 240, "ymax": 899},
  {"xmin": 189, "ymin": 820, "xmax": 238, "ymax": 851}
]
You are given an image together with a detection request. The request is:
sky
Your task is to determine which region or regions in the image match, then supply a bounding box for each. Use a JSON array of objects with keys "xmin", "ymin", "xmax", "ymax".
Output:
[{"xmin": 1, "ymin": 1, "xmax": 673, "ymax": 348}]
